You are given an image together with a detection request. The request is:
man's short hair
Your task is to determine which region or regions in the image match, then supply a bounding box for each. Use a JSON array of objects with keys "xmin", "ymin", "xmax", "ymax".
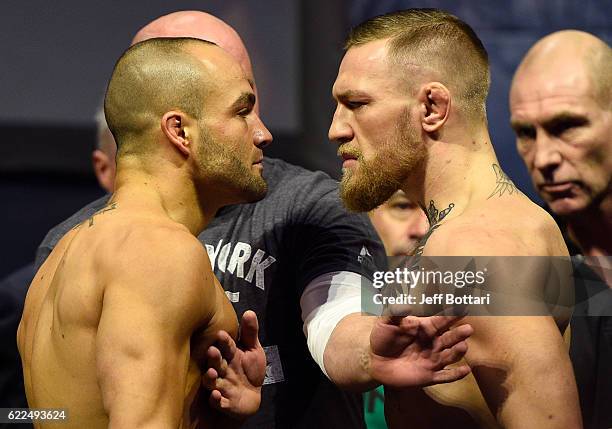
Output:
[
  {"xmin": 104, "ymin": 37, "xmax": 216, "ymax": 156},
  {"xmin": 345, "ymin": 8, "xmax": 490, "ymax": 120}
]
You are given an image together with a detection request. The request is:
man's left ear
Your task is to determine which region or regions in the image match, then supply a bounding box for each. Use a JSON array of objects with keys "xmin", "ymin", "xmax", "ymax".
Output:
[
  {"xmin": 161, "ymin": 111, "xmax": 192, "ymax": 157},
  {"xmin": 418, "ymin": 83, "xmax": 450, "ymax": 133}
]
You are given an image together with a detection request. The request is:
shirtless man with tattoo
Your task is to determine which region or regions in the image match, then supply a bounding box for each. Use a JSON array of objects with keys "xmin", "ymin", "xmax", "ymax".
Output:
[
  {"xmin": 329, "ymin": 9, "xmax": 582, "ymax": 428},
  {"xmin": 17, "ymin": 38, "xmax": 269, "ymax": 428}
]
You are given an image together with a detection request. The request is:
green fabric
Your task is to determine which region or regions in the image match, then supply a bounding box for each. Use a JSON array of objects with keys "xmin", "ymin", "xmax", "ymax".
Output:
[{"xmin": 364, "ymin": 386, "xmax": 388, "ymax": 429}]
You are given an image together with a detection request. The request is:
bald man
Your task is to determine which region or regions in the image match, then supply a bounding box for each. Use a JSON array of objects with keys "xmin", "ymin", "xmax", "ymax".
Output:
[
  {"xmin": 328, "ymin": 9, "xmax": 581, "ymax": 428},
  {"xmin": 34, "ymin": 11, "xmax": 474, "ymax": 429},
  {"xmin": 511, "ymin": 30, "xmax": 612, "ymax": 429},
  {"xmin": 18, "ymin": 38, "xmax": 269, "ymax": 428}
]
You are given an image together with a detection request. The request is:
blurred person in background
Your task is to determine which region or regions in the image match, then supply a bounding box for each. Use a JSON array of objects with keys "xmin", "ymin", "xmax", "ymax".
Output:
[
  {"xmin": 364, "ymin": 190, "xmax": 428, "ymax": 429},
  {"xmin": 368, "ymin": 190, "xmax": 429, "ymax": 257},
  {"xmin": 510, "ymin": 29, "xmax": 612, "ymax": 429}
]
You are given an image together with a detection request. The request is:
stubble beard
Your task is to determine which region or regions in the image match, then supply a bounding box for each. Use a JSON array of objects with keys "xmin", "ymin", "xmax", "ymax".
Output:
[
  {"xmin": 197, "ymin": 128, "xmax": 267, "ymax": 204},
  {"xmin": 340, "ymin": 119, "xmax": 424, "ymax": 212}
]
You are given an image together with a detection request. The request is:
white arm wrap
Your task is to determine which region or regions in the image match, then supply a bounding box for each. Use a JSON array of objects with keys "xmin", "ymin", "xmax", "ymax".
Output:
[{"xmin": 300, "ymin": 271, "xmax": 367, "ymax": 378}]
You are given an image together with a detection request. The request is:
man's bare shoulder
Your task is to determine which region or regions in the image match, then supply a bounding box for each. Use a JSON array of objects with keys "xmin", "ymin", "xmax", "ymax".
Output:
[
  {"xmin": 91, "ymin": 217, "xmax": 215, "ymax": 313},
  {"xmin": 93, "ymin": 214, "xmax": 206, "ymax": 263},
  {"xmin": 423, "ymin": 196, "xmax": 567, "ymax": 256}
]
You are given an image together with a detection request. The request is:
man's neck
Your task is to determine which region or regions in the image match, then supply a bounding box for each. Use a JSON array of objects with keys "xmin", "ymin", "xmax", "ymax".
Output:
[
  {"xmin": 113, "ymin": 167, "xmax": 218, "ymax": 236},
  {"xmin": 402, "ymin": 131, "xmax": 499, "ymax": 226},
  {"xmin": 566, "ymin": 195, "xmax": 612, "ymax": 257}
]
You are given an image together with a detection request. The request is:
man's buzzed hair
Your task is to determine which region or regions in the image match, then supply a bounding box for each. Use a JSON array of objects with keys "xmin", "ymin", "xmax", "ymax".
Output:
[
  {"xmin": 345, "ymin": 8, "xmax": 490, "ymax": 121},
  {"xmin": 104, "ymin": 37, "xmax": 216, "ymax": 156}
]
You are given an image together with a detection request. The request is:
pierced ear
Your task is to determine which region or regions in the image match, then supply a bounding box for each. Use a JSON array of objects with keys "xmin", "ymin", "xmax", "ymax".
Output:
[
  {"xmin": 418, "ymin": 83, "xmax": 450, "ymax": 133},
  {"xmin": 161, "ymin": 111, "xmax": 190, "ymax": 156}
]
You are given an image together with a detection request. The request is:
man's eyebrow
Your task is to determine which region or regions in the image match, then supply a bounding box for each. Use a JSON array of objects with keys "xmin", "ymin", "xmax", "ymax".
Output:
[
  {"xmin": 510, "ymin": 111, "xmax": 588, "ymax": 127},
  {"xmin": 334, "ymin": 89, "xmax": 371, "ymax": 101},
  {"xmin": 231, "ymin": 92, "xmax": 256, "ymax": 110},
  {"xmin": 509, "ymin": 118, "xmax": 533, "ymax": 131},
  {"xmin": 541, "ymin": 111, "xmax": 589, "ymax": 129}
]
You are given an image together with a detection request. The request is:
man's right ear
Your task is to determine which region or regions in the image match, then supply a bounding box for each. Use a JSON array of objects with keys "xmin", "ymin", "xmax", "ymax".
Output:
[
  {"xmin": 161, "ymin": 111, "xmax": 191, "ymax": 156},
  {"xmin": 92, "ymin": 149, "xmax": 115, "ymax": 193}
]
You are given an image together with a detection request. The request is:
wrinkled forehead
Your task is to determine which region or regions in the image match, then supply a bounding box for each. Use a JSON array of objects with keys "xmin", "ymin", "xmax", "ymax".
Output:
[{"xmin": 511, "ymin": 59, "xmax": 595, "ymax": 107}]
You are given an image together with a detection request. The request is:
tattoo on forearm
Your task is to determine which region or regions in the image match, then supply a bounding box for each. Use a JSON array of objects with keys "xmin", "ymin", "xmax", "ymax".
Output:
[
  {"xmin": 488, "ymin": 164, "xmax": 519, "ymax": 199},
  {"xmin": 87, "ymin": 202, "xmax": 118, "ymax": 227},
  {"xmin": 414, "ymin": 200, "xmax": 455, "ymax": 257},
  {"xmin": 360, "ymin": 350, "xmax": 371, "ymax": 374}
]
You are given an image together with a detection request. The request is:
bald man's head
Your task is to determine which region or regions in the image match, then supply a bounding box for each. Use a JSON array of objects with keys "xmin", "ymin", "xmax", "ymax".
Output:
[
  {"xmin": 510, "ymin": 31, "xmax": 612, "ymax": 217},
  {"xmin": 512, "ymin": 30, "xmax": 612, "ymax": 109},
  {"xmin": 132, "ymin": 11, "xmax": 255, "ymax": 92},
  {"xmin": 104, "ymin": 37, "xmax": 218, "ymax": 155}
]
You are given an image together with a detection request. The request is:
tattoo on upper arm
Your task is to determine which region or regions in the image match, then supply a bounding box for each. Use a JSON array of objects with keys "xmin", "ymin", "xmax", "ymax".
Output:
[
  {"xmin": 488, "ymin": 164, "xmax": 519, "ymax": 199},
  {"xmin": 87, "ymin": 202, "xmax": 118, "ymax": 227}
]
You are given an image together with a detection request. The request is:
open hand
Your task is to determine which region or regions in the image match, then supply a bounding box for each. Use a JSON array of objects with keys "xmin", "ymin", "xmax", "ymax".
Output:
[
  {"xmin": 202, "ymin": 310, "xmax": 266, "ymax": 419},
  {"xmin": 369, "ymin": 315, "xmax": 473, "ymax": 388}
]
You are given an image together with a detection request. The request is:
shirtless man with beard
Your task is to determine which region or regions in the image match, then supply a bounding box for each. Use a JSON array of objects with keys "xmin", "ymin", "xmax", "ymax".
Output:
[{"xmin": 329, "ymin": 9, "xmax": 582, "ymax": 428}]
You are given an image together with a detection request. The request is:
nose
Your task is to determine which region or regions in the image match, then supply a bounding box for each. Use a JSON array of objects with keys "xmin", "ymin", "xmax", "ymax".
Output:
[
  {"xmin": 408, "ymin": 210, "xmax": 429, "ymax": 240},
  {"xmin": 328, "ymin": 105, "xmax": 354, "ymax": 145},
  {"xmin": 533, "ymin": 133, "xmax": 562, "ymax": 178},
  {"xmin": 253, "ymin": 116, "xmax": 273, "ymax": 149}
]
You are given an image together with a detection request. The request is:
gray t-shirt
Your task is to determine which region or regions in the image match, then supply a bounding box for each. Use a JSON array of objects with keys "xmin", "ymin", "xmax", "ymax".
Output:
[{"xmin": 35, "ymin": 157, "xmax": 386, "ymax": 429}]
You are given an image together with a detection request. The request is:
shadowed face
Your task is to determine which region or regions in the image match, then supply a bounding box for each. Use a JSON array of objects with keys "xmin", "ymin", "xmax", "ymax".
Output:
[
  {"xmin": 511, "ymin": 58, "xmax": 612, "ymax": 216},
  {"xmin": 191, "ymin": 46, "xmax": 272, "ymax": 203},
  {"xmin": 329, "ymin": 40, "xmax": 425, "ymax": 212},
  {"xmin": 368, "ymin": 190, "xmax": 428, "ymax": 256}
]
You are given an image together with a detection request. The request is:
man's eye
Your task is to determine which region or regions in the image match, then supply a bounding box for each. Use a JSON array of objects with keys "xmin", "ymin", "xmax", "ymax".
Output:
[
  {"xmin": 549, "ymin": 120, "xmax": 585, "ymax": 137},
  {"xmin": 238, "ymin": 107, "xmax": 251, "ymax": 117},
  {"xmin": 347, "ymin": 101, "xmax": 367, "ymax": 110},
  {"xmin": 392, "ymin": 203, "xmax": 412, "ymax": 211},
  {"xmin": 514, "ymin": 126, "xmax": 536, "ymax": 140}
]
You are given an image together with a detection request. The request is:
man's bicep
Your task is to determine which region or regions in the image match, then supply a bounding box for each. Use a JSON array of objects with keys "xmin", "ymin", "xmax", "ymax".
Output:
[
  {"xmin": 466, "ymin": 316, "xmax": 580, "ymax": 428},
  {"xmin": 96, "ymin": 281, "xmax": 195, "ymax": 428}
]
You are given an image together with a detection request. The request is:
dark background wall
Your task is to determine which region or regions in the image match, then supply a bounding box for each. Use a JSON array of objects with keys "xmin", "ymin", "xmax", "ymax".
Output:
[
  {"xmin": 1, "ymin": 0, "xmax": 610, "ymax": 277},
  {"xmin": 0, "ymin": 0, "xmax": 305, "ymax": 277}
]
